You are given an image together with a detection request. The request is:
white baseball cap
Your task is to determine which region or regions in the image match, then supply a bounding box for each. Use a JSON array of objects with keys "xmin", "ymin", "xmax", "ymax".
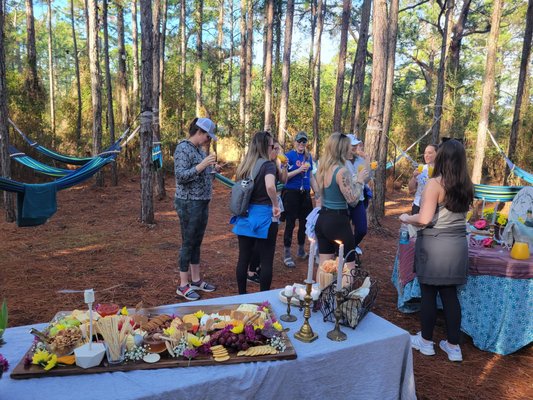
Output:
[
  {"xmin": 347, "ymin": 134, "xmax": 362, "ymax": 146},
  {"xmin": 196, "ymin": 118, "xmax": 217, "ymax": 141}
]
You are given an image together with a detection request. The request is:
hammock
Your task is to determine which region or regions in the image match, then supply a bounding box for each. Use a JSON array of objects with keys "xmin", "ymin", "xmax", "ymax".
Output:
[
  {"xmin": 385, "ymin": 117, "xmax": 441, "ymax": 170},
  {"xmin": 473, "ymin": 184, "xmax": 523, "ymax": 202},
  {"xmin": 9, "ymin": 145, "xmax": 74, "ymax": 177},
  {"xmin": 8, "ymin": 126, "xmax": 159, "ymax": 178},
  {"xmin": 0, "ymin": 145, "xmax": 119, "ymax": 226},
  {"xmin": 487, "ymin": 129, "xmax": 533, "ymax": 184}
]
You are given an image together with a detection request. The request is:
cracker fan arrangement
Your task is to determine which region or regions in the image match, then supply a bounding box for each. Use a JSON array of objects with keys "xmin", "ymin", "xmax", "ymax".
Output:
[{"xmin": 11, "ymin": 302, "xmax": 296, "ymax": 379}]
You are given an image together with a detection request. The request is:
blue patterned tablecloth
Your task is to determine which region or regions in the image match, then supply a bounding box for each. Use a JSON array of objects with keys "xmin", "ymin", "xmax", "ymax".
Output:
[{"xmin": 392, "ymin": 250, "xmax": 533, "ymax": 355}]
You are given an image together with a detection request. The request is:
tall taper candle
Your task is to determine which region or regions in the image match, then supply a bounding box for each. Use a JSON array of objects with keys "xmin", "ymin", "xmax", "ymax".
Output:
[
  {"xmin": 336, "ymin": 242, "xmax": 344, "ymax": 289},
  {"xmin": 307, "ymin": 239, "xmax": 315, "ymax": 281}
]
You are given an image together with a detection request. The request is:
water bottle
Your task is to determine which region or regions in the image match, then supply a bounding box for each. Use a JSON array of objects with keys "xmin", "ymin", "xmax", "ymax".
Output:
[{"xmin": 399, "ymin": 223, "xmax": 410, "ymax": 245}]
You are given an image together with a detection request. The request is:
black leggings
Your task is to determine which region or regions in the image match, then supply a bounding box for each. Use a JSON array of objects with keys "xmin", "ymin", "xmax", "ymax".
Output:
[
  {"xmin": 236, "ymin": 222, "xmax": 278, "ymax": 294},
  {"xmin": 420, "ymin": 283, "xmax": 462, "ymax": 345},
  {"xmin": 282, "ymin": 189, "xmax": 313, "ymax": 248}
]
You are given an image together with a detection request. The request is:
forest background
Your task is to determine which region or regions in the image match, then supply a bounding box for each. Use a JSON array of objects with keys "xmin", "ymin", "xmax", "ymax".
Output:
[{"xmin": 0, "ymin": 0, "xmax": 532, "ymax": 221}]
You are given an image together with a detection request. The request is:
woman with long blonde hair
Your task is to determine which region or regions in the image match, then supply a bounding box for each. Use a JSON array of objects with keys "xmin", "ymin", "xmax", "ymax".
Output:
[
  {"xmin": 315, "ymin": 133, "xmax": 368, "ymax": 273},
  {"xmin": 232, "ymin": 131, "xmax": 281, "ymax": 294}
]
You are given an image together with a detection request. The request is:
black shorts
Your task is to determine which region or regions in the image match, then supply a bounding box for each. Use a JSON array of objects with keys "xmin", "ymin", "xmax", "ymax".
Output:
[{"xmin": 315, "ymin": 208, "xmax": 356, "ymax": 262}]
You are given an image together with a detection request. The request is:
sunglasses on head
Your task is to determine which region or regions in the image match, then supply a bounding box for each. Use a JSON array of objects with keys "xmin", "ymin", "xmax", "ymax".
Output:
[{"xmin": 297, "ymin": 139, "xmax": 308, "ymax": 144}]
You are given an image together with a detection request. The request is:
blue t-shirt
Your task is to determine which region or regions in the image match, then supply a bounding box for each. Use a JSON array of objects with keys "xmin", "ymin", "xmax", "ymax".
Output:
[{"xmin": 285, "ymin": 150, "xmax": 313, "ymax": 191}]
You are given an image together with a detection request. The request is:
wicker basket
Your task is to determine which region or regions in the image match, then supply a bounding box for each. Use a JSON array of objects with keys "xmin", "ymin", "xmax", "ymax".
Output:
[{"xmin": 318, "ymin": 268, "xmax": 378, "ymax": 329}]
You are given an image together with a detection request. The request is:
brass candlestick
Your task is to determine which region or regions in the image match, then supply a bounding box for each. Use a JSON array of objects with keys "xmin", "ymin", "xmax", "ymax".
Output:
[
  {"xmin": 327, "ymin": 289, "xmax": 347, "ymax": 341},
  {"xmin": 280, "ymin": 293, "xmax": 297, "ymax": 322},
  {"xmin": 294, "ymin": 280, "xmax": 318, "ymax": 343}
]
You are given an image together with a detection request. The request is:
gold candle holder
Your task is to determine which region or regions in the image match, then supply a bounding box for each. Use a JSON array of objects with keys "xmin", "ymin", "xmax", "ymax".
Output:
[
  {"xmin": 294, "ymin": 280, "xmax": 318, "ymax": 343},
  {"xmin": 327, "ymin": 290, "xmax": 347, "ymax": 341}
]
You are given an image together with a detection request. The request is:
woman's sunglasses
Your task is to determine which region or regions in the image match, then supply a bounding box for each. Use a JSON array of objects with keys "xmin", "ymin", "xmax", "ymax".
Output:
[{"xmin": 297, "ymin": 139, "xmax": 308, "ymax": 144}]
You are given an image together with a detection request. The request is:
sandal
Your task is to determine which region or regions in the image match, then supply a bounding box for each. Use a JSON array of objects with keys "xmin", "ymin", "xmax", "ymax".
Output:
[{"xmin": 283, "ymin": 257, "xmax": 296, "ymax": 268}]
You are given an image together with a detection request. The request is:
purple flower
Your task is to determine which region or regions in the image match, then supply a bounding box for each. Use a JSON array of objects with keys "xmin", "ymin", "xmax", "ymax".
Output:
[
  {"xmin": 0, "ymin": 354, "xmax": 9, "ymax": 373},
  {"xmin": 182, "ymin": 348, "xmax": 198, "ymax": 360}
]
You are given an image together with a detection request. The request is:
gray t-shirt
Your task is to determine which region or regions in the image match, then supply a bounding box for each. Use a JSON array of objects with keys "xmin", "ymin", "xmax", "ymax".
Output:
[{"xmin": 174, "ymin": 140, "xmax": 213, "ymax": 201}]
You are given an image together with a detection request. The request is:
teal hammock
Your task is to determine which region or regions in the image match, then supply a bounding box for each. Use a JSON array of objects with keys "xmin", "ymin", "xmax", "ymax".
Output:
[
  {"xmin": 1, "ymin": 145, "xmax": 120, "ymax": 227},
  {"xmin": 487, "ymin": 129, "xmax": 533, "ymax": 184},
  {"xmin": 473, "ymin": 184, "xmax": 523, "ymax": 202}
]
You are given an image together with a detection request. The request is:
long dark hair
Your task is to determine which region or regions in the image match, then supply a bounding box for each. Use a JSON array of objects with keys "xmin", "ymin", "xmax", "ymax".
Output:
[{"xmin": 433, "ymin": 139, "xmax": 473, "ymax": 213}]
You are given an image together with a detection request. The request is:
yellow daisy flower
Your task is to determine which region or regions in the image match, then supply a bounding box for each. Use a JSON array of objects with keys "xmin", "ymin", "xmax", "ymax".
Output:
[
  {"xmin": 43, "ymin": 354, "xmax": 57, "ymax": 371},
  {"xmin": 272, "ymin": 321, "xmax": 283, "ymax": 331},
  {"xmin": 194, "ymin": 310, "xmax": 205, "ymax": 318}
]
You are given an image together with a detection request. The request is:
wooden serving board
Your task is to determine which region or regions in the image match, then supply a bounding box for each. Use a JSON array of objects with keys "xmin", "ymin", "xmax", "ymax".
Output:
[{"xmin": 10, "ymin": 303, "xmax": 297, "ymax": 379}]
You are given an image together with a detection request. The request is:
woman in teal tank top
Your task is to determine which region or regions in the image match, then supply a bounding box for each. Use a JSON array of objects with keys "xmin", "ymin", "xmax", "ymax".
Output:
[{"xmin": 315, "ymin": 133, "xmax": 368, "ymax": 278}]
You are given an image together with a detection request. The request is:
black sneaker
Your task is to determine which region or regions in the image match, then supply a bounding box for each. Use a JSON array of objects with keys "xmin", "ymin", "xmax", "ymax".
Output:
[{"xmin": 247, "ymin": 273, "xmax": 260, "ymax": 284}]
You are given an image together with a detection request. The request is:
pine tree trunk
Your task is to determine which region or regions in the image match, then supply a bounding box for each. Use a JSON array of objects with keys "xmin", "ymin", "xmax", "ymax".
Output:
[
  {"xmin": 179, "ymin": 0, "xmax": 186, "ymax": 135},
  {"xmin": 350, "ymin": 0, "xmax": 371, "ymax": 135},
  {"xmin": 140, "ymin": 0, "xmax": 154, "ymax": 224},
  {"xmin": 308, "ymin": 0, "xmax": 317, "ymax": 85},
  {"xmin": 263, "ymin": 0, "xmax": 274, "ymax": 131},
  {"xmin": 239, "ymin": 0, "xmax": 247, "ymax": 134},
  {"xmin": 274, "ymin": 0, "xmax": 282, "ymax": 69},
  {"xmin": 431, "ymin": 0, "xmax": 454, "ymax": 143},
  {"xmin": 228, "ymin": 0, "xmax": 234, "ymax": 137},
  {"xmin": 153, "ymin": 0, "xmax": 165, "ymax": 199},
  {"xmin": 215, "ymin": 0, "xmax": 224, "ymax": 121},
  {"xmin": 194, "ymin": 0, "xmax": 204, "ymax": 116},
  {"xmin": 332, "ymin": 0, "xmax": 351, "ymax": 133},
  {"xmin": 159, "ymin": 0, "xmax": 167, "ymax": 118},
  {"xmin": 46, "ymin": 0, "xmax": 56, "ymax": 144},
  {"xmin": 245, "ymin": 0, "xmax": 253, "ymax": 132},
  {"xmin": 278, "ymin": 0, "xmax": 294, "ymax": 146},
  {"xmin": 71, "ymin": 0, "xmax": 82, "ymax": 148},
  {"xmin": 103, "ymin": 0, "xmax": 117, "ymax": 186},
  {"xmin": 441, "ymin": 0, "xmax": 472, "ymax": 136},
  {"xmin": 471, "ymin": 0, "xmax": 504, "ymax": 184},
  {"xmin": 0, "ymin": 0, "xmax": 16, "ymax": 222},
  {"xmin": 24, "ymin": 0, "xmax": 44, "ymax": 139},
  {"xmin": 116, "ymin": 0, "xmax": 129, "ymax": 133},
  {"xmin": 365, "ymin": 0, "xmax": 388, "ymax": 226},
  {"xmin": 506, "ymin": 0, "xmax": 533, "ymax": 184},
  {"xmin": 132, "ymin": 0, "xmax": 140, "ymax": 109},
  {"xmin": 311, "ymin": 0, "xmax": 325, "ymax": 158},
  {"xmin": 377, "ymin": 0, "xmax": 399, "ymax": 218},
  {"xmin": 88, "ymin": 0, "xmax": 104, "ymax": 187}
]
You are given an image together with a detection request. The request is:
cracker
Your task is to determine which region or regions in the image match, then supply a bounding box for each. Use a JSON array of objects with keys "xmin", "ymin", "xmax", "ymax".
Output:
[{"xmin": 214, "ymin": 355, "xmax": 230, "ymax": 362}]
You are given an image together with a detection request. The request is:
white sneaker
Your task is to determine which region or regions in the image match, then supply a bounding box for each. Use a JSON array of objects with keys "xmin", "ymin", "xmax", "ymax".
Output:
[
  {"xmin": 439, "ymin": 340, "xmax": 463, "ymax": 362},
  {"xmin": 410, "ymin": 332, "xmax": 435, "ymax": 356},
  {"xmin": 355, "ymin": 246, "xmax": 363, "ymax": 255}
]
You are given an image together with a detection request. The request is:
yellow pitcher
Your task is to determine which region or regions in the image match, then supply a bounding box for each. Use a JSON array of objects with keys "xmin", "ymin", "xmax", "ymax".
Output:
[{"xmin": 510, "ymin": 242, "xmax": 530, "ymax": 260}]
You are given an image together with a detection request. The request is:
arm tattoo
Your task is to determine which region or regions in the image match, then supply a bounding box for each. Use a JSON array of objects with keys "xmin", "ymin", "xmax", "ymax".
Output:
[{"xmin": 339, "ymin": 169, "xmax": 363, "ymax": 207}]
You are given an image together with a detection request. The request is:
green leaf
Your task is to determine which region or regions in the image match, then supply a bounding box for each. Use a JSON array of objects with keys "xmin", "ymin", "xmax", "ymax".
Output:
[{"xmin": 0, "ymin": 299, "xmax": 7, "ymax": 332}]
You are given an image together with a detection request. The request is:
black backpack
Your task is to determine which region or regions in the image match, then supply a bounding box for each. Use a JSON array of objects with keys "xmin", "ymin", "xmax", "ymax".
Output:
[{"xmin": 230, "ymin": 159, "xmax": 267, "ymax": 216}]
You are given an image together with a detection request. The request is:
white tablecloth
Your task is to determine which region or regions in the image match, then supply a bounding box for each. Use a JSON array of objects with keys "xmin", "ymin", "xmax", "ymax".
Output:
[{"xmin": 0, "ymin": 290, "xmax": 416, "ymax": 400}]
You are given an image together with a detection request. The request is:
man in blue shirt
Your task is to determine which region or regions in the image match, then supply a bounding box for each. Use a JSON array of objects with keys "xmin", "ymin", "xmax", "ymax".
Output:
[{"xmin": 281, "ymin": 131, "xmax": 320, "ymax": 268}]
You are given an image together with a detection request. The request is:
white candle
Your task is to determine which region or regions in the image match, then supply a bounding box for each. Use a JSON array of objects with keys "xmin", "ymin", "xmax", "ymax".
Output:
[
  {"xmin": 307, "ymin": 239, "xmax": 315, "ymax": 282},
  {"xmin": 336, "ymin": 242, "xmax": 344, "ymax": 289},
  {"xmin": 297, "ymin": 287, "xmax": 306, "ymax": 300},
  {"xmin": 311, "ymin": 287, "xmax": 320, "ymax": 301},
  {"xmin": 285, "ymin": 285, "xmax": 294, "ymax": 297},
  {"xmin": 84, "ymin": 289, "xmax": 95, "ymax": 304}
]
